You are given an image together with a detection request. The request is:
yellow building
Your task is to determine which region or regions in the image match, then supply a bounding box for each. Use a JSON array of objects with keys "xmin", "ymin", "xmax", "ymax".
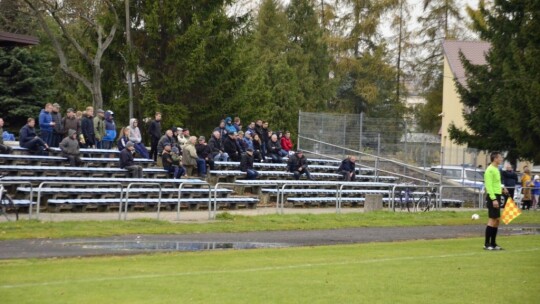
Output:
[{"xmin": 441, "ymin": 40, "xmax": 491, "ymax": 167}]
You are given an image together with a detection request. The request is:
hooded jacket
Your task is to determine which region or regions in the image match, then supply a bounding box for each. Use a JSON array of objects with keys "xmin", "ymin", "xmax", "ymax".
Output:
[
  {"xmin": 224, "ymin": 117, "xmax": 237, "ymax": 134},
  {"xmin": 59, "ymin": 129, "xmax": 80, "ymax": 155},
  {"xmin": 128, "ymin": 118, "xmax": 142, "ymax": 143},
  {"xmin": 102, "ymin": 111, "xmax": 117, "ymax": 141}
]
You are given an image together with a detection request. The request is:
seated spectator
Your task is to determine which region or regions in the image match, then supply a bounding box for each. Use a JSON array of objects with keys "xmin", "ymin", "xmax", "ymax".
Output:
[
  {"xmin": 213, "ymin": 120, "xmax": 228, "ymax": 139},
  {"xmin": 59, "ymin": 129, "xmax": 82, "ymax": 167},
  {"xmin": 280, "ymin": 131, "xmax": 293, "ymax": 154},
  {"xmin": 19, "ymin": 118, "xmax": 49, "ymax": 155},
  {"xmin": 224, "ymin": 117, "xmax": 237, "ymax": 134},
  {"xmin": 236, "ymin": 131, "xmax": 247, "ymax": 153},
  {"xmin": 183, "ymin": 136, "xmax": 206, "ymax": 178},
  {"xmin": 128, "ymin": 118, "xmax": 150, "ymax": 159},
  {"xmin": 252, "ymin": 133, "xmax": 264, "ymax": 162},
  {"xmin": 233, "ymin": 116, "xmax": 242, "ymax": 132},
  {"xmin": 157, "ymin": 129, "xmax": 176, "ymax": 157},
  {"xmin": 196, "ymin": 136, "xmax": 215, "ymax": 170},
  {"xmin": 208, "ymin": 131, "xmax": 229, "ymax": 161},
  {"xmin": 102, "ymin": 110, "xmax": 116, "ymax": 149},
  {"xmin": 178, "ymin": 128, "xmax": 190, "ymax": 149},
  {"xmin": 266, "ymin": 134, "xmax": 283, "ymax": 163},
  {"xmin": 0, "ymin": 118, "xmax": 13, "ymax": 154},
  {"xmin": 287, "ymin": 150, "xmax": 313, "ymax": 180},
  {"xmin": 119, "ymin": 141, "xmax": 143, "ymax": 178},
  {"xmin": 338, "ymin": 155, "xmax": 357, "ymax": 181},
  {"xmin": 243, "ymin": 131, "xmax": 262, "ymax": 162},
  {"xmin": 240, "ymin": 148, "xmax": 259, "ymax": 180},
  {"xmin": 162, "ymin": 144, "xmax": 185, "ymax": 179},
  {"xmin": 117, "ymin": 127, "xmax": 130, "ymax": 151},
  {"xmin": 223, "ymin": 132, "xmax": 241, "ymax": 162}
]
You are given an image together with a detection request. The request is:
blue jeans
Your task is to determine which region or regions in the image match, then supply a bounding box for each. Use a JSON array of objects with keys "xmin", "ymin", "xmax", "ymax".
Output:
[
  {"xmin": 40, "ymin": 130, "xmax": 53, "ymax": 147},
  {"xmin": 196, "ymin": 158, "xmax": 207, "ymax": 176},
  {"xmin": 213, "ymin": 152, "xmax": 229, "ymax": 162},
  {"xmin": 246, "ymin": 169, "xmax": 259, "ymax": 180}
]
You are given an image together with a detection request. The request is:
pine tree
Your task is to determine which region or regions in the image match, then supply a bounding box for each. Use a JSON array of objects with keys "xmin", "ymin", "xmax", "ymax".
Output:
[{"xmin": 449, "ymin": 0, "xmax": 540, "ymax": 163}]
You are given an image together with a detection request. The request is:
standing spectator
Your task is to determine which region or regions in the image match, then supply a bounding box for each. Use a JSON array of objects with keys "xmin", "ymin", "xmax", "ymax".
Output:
[
  {"xmin": 280, "ymin": 131, "xmax": 293, "ymax": 154},
  {"xmin": 196, "ymin": 136, "xmax": 215, "ymax": 171},
  {"xmin": 128, "ymin": 118, "xmax": 150, "ymax": 159},
  {"xmin": 38, "ymin": 103, "xmax": 55, "ymax": 146},
  {"xmin": 183, "ymin": 136, "xmax": 206, "ymax": 178},
  {"xmin": 0, "ymin": 118, "xmax": 13, "ymax": 154},
  {"xmin": 51, "ymin": 103, "xmax": 63, "ymax": 147},
  {"xmin": 501, "ymin": 164, "xmax": 518, "ymax": 205},
  {"xmin": 119, "ymin": 141, "xmax": 143, "ymax": 178},
  {"xmin": 338, "ymin": 155, "xmax": 357, "ymax": 181},
  {"xmin": 76, "ymin": 110, "xmax": 83, "ymax": 120},
  {"xmin": 267, "ymin": 134, "xmax": 283, "ymax": 163},
  {"xmin": 62, "ymin": 108, "xmax": 81, "ymax": 139},
  {"xmin": 254, "ymin": 119, "xmax": 264, "ymax": 140},
  {"xmin": 59, "ymin": 129, "xmax": 82, "ymax": 167},
  {"xmin": 208, "ymin": 130, "xmax": 229, "ymax": 161},
  {"xmin": 532, "ymin": 175, "xmax": 540, "ymax": 209},
  {"xmin": 148, "ymin": 112, "xmax": 162, "ymax": 161},
  {"xmin": 240, "ymin": 148, "xmax": 258, "ymax": 180},
  {"xmin": 246, "ymin": 122, "xmax": 256, "ymax": 135},
  {"xmin": 19, "ymin": 118, "xmax": 49, "ymax": 155},
  {"xmin": 93, "ymin": 109, "xmax": 106, "ymax": 149},
  {"xmin": 117, "ymin": 127, "xmax": 130, "ymax": 151},
  {"xmin": 287, "ymin": 150, "xmax": 313, "ymax": 180},
  {"xmin": 162, "ymin": 144, "xmax": 185, "ymax": 179},
  {"xmin": 521, "ymin": 167, "xmax": 533, "ymax": 210},
  {"xmin": 213, "ymin": 120, "xmax": 228, "ymax": 139},
  {"xmin": 223, "ymin": 132, "xmax": 241, "ymax": 162},
  {"xmin": 81, "ymin": 106, "xmax": 95, "ymax": 148},
  {"xmin": 102, "ymin": 110, "xmax": 116, "ymax": 149},
  {"xmin": 0, "ymin": 123, "xmax": 13, "ymax": 158},
  {"xmin": 233, "ymin": 117, "xmax": 242, "ymax": 132}
]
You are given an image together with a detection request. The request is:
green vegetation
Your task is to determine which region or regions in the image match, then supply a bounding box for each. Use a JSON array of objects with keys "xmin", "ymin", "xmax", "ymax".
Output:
[
  {"xmin": 1, "ymin": 211, "xmax": 539, "ymax": 240},
  {"xmin": 1, "ymin": 236, "xmax": 538, "ymax": 303}
]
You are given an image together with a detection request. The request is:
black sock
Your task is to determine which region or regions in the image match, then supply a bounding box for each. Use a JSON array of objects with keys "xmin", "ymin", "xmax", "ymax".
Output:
[
  {"xmin": 491, "ymin": 227, "xmax": 498, "ymax": 246},
  {"xmin": 485, "ymin": 226, "xmax": 491, "ymax": 246}
]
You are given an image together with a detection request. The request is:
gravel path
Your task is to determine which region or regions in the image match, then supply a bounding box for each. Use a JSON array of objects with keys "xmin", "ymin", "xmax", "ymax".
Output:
[{"xmin": 1, "ymin": 224, "xmax": 538, "ymax": 259}]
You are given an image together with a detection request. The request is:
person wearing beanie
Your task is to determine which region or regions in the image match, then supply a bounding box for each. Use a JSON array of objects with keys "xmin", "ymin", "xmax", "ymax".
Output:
[{"xmin": 119, "ymin": 141, "xmax": 143, "ymax": 178}]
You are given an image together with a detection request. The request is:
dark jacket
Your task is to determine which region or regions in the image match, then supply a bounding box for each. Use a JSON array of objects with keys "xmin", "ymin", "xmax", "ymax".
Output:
[
  {"xmin": 239, "ymin": 153, "xmax": 255, "ymax": 172},
  {"xmin": 267, "ymin": 139, "xmax": 282, "ymax": 155},
  {"xmin": 157, "ymin": 135, "xmax": 175, "ymax": 155},
  {"xmin": 339, "ymin": 159, "xmax": 356, "ymax": 173},
  {"xmin": 117, "ymin": 135, "xmax": 129, "ymax": 151},
  {"xmin": 208, "ymin": 136, "xmax": 224, "ymax": 154},
  {"xmin": 287, "ymin": 153, "xmax": 308, "ymax": 172},
  {"xmin": 81, "ymin": 115, "xmax": 95, "ymax": 146},
  {"xmin": 161, "ymin": 151, "xmax": 175, "ymax": 170},
  {"xmin": 501, "ymin": 170, "xmax": 519, "ymax": 187},
  {"xmin": 148, "ymin": 120, "xmax": 161, "ymax": 140},
  {"xmin": 119, "ymin": 148, "xmax": 135, "ymax": 168},
  {"xmin": 213, "ymin": 126, "xmax": 227, "ymax": 139},
  {"xmin": 59, "ymin": 130, "xmax": 80, "ymax": 155},
  {"xmin": 254, "ymin": 125, "xmax": 264, "ymax": 139},
  {"xmin": 62, "ymin": 116, "xmax": 81, "ymax": 136},
  {"xmin": 19, "ymin": 124, "xmax": 38, "ymax": 146},
  {"xmin": 196, "ymin": 143, "xmax": 212, "ymax": 159},
  {"xmin": 236, "ymin": 138, "xmax": 247, "ymax": 153},
  {"xmin": 223, "ymin": 136, "xmax": 240, "ymax": 157},
  {"xmin": 52, "ymin": 111, "xmax": 63, "ymax": 134}
]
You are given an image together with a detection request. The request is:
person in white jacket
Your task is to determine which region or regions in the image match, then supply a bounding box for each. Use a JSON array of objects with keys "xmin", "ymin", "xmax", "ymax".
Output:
[{"xmin": 128, "ymin": 118, "xmax": 150, "ymax": 159}]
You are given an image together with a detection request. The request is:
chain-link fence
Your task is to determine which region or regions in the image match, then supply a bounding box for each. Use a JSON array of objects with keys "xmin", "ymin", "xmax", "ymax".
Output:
[{"xmin": 297, "ymin": 111, "xmax": 485, "ymax": 168}]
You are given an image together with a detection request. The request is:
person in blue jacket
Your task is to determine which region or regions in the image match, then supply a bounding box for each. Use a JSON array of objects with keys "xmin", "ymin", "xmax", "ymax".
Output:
[
  {"xmin": 38, "ymin": 103, "xmax": 55, "ymax": 146},
  {"xmin": 19, "ymin": 118, "xmax": 49, "ymax": 155},
  {"xmin": 101, "ymin": 110, "xmax": 117, "ymax": 149}
]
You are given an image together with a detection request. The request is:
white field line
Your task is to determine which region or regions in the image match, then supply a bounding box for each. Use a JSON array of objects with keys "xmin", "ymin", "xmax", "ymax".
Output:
[{"xmin": 1, "ymin": 248, "xmax": 539, "ymax": 289}]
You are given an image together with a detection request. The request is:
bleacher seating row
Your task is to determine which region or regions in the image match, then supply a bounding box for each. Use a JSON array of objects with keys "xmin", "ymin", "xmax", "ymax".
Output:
[{"xmin": 0, "ymin": 154, "xmax": 153, "ymax": 167}]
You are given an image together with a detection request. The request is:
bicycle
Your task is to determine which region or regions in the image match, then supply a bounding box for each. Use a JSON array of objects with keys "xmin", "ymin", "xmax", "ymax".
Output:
[
  {"xmin": 0, "ymin": 185, "xmax": 19, "ymax": 221},
  {"xmin": 414, "ymin": 184, "xmax": 438, "ymax": 212},
  {"xmin": 393, "ymin": 184, "xmax": 415, "ymax": 212}
]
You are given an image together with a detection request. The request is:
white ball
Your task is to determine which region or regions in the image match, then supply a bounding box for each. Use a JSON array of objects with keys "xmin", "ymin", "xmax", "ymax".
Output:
[{"xmin": 471, "ymin": 214, "xmax": 480, "ymax": 220}]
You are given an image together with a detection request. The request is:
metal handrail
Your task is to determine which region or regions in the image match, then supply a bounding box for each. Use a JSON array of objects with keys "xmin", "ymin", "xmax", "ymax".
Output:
[
  {"xmin": 213, "ymin": 182, "xmax": 279, "ymax": 219},
  {"xmin": 0, "ymin": 181, "xmax": 33, "ymax": 219},
  {"xmin": 35, "ymin": 181, "xmax": 124, "ymax": 220},
  {"xmin": 177, "ymin": 181, "xmax": 212, "ymax": 220},
  {"xmin": 122, "ymin": 182, "xmax": 162, "ymax": 220}
]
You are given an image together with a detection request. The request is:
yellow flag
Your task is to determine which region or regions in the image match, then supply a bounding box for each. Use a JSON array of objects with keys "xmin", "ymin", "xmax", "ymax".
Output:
[{"xmin": 502, "ymin": 198, "xmax": 522, "ymax": 225}]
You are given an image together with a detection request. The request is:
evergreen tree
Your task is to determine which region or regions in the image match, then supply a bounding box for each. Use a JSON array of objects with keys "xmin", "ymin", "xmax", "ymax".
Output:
[
  {"xmin": 0, "ymin": 47, "xmax": 56, "ymax": 131},
  {"xmin": 449, "ymin": 0, "xmax": 539, "ymax": 163}
]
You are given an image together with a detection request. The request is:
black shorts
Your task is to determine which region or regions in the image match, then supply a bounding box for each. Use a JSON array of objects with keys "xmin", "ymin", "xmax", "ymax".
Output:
[{"xmin": 486, "ymin": 194, "xmax": 501, "ymax": 219}]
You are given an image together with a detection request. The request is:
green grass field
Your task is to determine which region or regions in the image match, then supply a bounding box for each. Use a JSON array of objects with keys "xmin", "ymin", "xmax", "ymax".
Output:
[
  {"xmin": 1, "ymin": 210, "xmax": 540, "ymax": 240},
  {"xmin": 1, "ymin": 235, "xmax": 539, "ymax": 303}
]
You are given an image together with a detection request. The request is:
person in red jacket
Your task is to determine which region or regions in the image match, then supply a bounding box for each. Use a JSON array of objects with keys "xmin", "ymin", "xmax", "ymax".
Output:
[{"xmin": 280, "ymin": 130, "xmax": 293, "ymax": 153}]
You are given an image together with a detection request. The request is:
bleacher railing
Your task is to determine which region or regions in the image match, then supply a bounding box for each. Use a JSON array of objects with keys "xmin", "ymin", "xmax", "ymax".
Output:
[
  {"xmin": 177, "ymin": 181, "xmax": 213, "ymax": 220},
  {"xmin": 122, "ymin": 182, "xmax": 162, "ymax": 220},
  {"xmin": 0, "ymin": 181, "xmax": 33, "ymax": 219}
]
